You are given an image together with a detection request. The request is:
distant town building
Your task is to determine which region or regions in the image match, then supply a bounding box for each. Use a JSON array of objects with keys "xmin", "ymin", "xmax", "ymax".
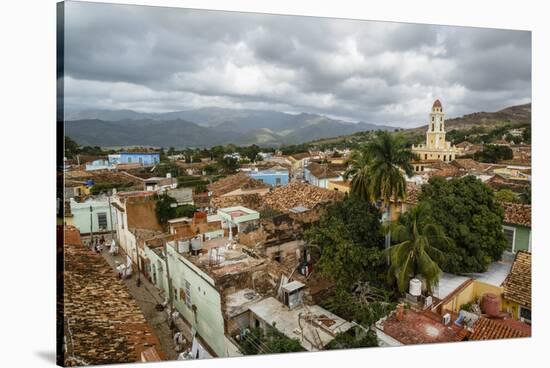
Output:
[
  {"xmin": 247, "ymin": 167, "xmax": 289, "ymax": 187},
  {"xmin": 304, "ymin": 162, "xmax": 341, "ymax": 189},
  {"xmin": 143, "ymin": 173, "xmax": 177, "ymax": 192},
  {"xmin": 108, "ymin": 152, "xmax": 160, "ymax": 166},
  {"xmin": 85, "ymin": 159, "xmax": 115, "ymax": 171},
  {"xmin": 412, "ymin": 100, "xmax": 459, "ymax": 163}
]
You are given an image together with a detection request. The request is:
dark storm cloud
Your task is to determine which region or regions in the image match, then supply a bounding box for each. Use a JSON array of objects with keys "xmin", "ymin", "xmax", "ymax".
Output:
[{"xmin": 62, "ymin": 2, "xmax": 531, "ymax": 127}]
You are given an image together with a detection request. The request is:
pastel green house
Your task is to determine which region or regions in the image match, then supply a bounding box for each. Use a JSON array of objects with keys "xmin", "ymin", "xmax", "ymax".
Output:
[{"xmin": 501, "ymin": 202, "xmax": 531, "ymax": 253}]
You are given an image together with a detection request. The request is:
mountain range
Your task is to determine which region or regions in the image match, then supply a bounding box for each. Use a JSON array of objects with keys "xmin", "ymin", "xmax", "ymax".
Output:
[{"xmin": 64, "ymin": 107, "xmax": 394, "ymax": 148}]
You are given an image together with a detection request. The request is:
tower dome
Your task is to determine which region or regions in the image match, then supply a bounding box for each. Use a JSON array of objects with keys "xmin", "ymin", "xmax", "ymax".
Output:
[{"xmin": 432, "ymin": 99, "xmax": 442, "ymax": 111}]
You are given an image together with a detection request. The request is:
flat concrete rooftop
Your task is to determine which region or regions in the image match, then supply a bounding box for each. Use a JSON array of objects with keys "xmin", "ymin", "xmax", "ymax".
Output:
[{"xmin": 248, "ymin": 297, "xmax": 353, "ymax": 351}]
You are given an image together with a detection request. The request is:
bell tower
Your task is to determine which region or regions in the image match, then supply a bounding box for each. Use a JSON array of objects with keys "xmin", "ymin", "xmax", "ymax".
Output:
[{"xmin": 426, "ymin": 99, "xmax": 446, "ymax": 149}]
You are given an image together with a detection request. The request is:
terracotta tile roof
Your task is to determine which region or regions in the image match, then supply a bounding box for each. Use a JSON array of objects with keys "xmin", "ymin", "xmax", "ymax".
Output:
[
  {"xmin": 306, "ymin": 162, "xmax": 340, "ymax": 179},
  {"xmin": 470, "ymin": 317, "xmax": 530, "ymax": 340},
  {"xmin": 63, "ymin": 227, "xmax": 164, "ymax": 365},
  {"xmin": 487, "ymin": 174, "xmax": 530, "ymax": 192},
  {"xmin": 501, "ymin": 202, "xmax": 531, "ymax": 227},
  {"xmin": 451, "ymin": 159, "xmax": 485, "ymax": 172},
  {"xmin": 380, "ymin": 309, "xmax": 463, "ymax": 345},
  {"xmin": 262, "ymin": 181, "xmax": 344, "ymax": 212},
  {"xmin": 65, "ymin": 170, "xmax": 144, "ymax": 188},
  {"xmin": 456, "ymin": 141, "xmax": 473, "ymax": 149},
  {"xmin": 289, "ymin": 152, "xmax": 311, "ymax": 160},
  {"xmin": 427, "ymin": 161, "xmax": 461, "ymax": 178},
  {"xmin": 502, "ymin": 251, "xmax": 531, "ymax": 308},
  {"xmin": 207, "ymin": 172, "xmax": 268, "ymax": 197}
]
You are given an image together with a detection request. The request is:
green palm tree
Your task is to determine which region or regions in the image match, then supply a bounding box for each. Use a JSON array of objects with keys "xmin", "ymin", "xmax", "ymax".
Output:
[
  {"xmin": 367, "ymin": 132, "xmax": 415, "ymax": 254},
  {"xmin": 367, "ymin": 131, "xmax": 415, "ymax": 208},
  {"xmin": 343, "ymin": 145, "xmax": 374, "ymax": 201},
  {"xmin": 386, "ymin": 203, "xmax": 449, "ymax": 293}
]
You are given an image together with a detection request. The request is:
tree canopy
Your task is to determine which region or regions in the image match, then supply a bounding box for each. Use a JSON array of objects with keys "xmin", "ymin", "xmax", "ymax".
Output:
[
  {"xmin": 304, "ymin": 195, "xmax": 385, "ymax": 287},
  {"xmin": 418, "ymin": 176, "xmax": 507, "ymax": 273},
  {"xmin": 218, "ymin": 156, "xmax": 240, "ymax": 174},
  {"xmin": 155, "ymin": 194, "xmax": 197, "ymax": 224},
  {"xmin": 473, "ymin": 144, "xmax": 513, "ymax": 163},
  {"xmin": 494, "ymin": 189, "xmax": 519, "ymax": 203},
  {"xmin": 239, "ymin": 327, "xmax": 302, "ymax": 355}
]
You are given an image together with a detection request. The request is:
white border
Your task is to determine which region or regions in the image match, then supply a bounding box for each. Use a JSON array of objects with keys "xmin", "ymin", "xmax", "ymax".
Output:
[{"xmin": 1, "ymin": 1, "xmax": 548, "ymax": 367}]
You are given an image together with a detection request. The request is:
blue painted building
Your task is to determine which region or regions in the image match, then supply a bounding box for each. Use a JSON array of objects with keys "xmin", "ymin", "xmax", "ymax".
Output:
[
  {"xmin": 108, "ymin": 152, "xmax": 160, "ymax": 166},
  {"xmin": 247, "ymin": 168, "xmax": 289, "ymax": 187}
]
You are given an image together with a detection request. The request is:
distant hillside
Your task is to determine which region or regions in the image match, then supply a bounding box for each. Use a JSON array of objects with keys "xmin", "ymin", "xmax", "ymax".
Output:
[
  {"xmin": 64, "ymin": 108, "xmax": 393, "ymax": 148},
  {"xmin": 409, "ymin": 103, "xmax": 531, "ymax": 133},
  {"xmin": 65, "ymin": 119, "xmax": 244, "ymax": 148}
]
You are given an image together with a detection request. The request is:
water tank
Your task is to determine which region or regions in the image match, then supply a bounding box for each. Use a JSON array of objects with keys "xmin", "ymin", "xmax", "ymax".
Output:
[
  {"xmin": 409, "ymin": 278, "xmax": 422, "ymax": 297},
  {"xmin": 191, "ymin": 236, "xmax": 202, "ymax": 251},
  {"xmin": 481, "ymin": 293, "xmax": 501, "ymax": 317}
]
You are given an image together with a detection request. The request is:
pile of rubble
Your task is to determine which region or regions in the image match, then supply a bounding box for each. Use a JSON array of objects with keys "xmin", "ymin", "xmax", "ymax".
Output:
[
  {"xmin": 262, "ymin": 181, "xmax": 344, "ymax": 212},
  {"xmin": 211, "ymin": 193, "xmax": 263, "ymax": 211}
]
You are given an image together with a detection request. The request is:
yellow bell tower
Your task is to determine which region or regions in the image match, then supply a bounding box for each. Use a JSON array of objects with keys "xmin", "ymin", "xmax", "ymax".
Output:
[
  {"xmin": 426, "ymin": 99, "xmax": 446, "ymax": 149},
  {"xmin": 411, "ymin": 99, "xmax": 458, "ymax": 163}
]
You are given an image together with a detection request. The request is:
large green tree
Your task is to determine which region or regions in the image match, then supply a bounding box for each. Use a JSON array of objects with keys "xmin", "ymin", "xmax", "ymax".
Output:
[
  {"xmin": 386, "ymin": 203, "xmax": 449, "ymax": 292},
  {"xmin": 218, "ymin": 156, "xmax": 240, "ymax": 174},
  {"xmin": 473, "ymin": 144, "xmax": 513, "ymax": 163},
  {"xmin": 419, "ymin": 175, "xmax": 507, "ymax": 273},
  {"xmin": 304, "ymin": 196, "xmax": 385, "ymax": 287},
  {"xmin": 64, "ymin": 136, "xmax": 79, "ymax": 159}
]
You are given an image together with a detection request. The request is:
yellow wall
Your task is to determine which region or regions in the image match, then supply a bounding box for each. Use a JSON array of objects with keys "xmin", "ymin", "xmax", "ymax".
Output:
[
  {"xmin": 438, "ymin": 280, "xmax": 504, "ymax": 315},
  {"xmin": 328, "ymin": 181, "xmax": 350, "ymax": 194},
  {"xmin": 389, "ymin": 202, "xmax": 413, "ymax": 222}
]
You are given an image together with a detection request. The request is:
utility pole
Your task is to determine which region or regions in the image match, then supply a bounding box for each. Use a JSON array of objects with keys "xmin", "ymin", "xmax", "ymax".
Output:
[
  {"xmin": 89, "ymin": 205, "xmax": 94, "ymax": 247},
  {"xmin": 107, "ymin": 193, "xmax": 115, "ymax": 243},
  {"xmin": 135, "ymin": 230, "xmax": 142, "ymax": 287}
]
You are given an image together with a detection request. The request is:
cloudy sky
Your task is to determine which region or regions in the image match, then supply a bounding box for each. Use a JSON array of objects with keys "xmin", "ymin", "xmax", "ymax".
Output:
[{"xmin": 62, "ymin": 2, "xmax": 531, "ymax": 127}]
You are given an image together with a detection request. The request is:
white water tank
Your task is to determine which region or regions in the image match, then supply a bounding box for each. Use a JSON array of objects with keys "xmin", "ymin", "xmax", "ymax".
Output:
[
  {"xmin": 409, "ymin": 278, "xmax": 422, "ymax": 297},
  {"xmin": 191, "ymin": 236, "xmax": 202, "ymax": 251}
]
